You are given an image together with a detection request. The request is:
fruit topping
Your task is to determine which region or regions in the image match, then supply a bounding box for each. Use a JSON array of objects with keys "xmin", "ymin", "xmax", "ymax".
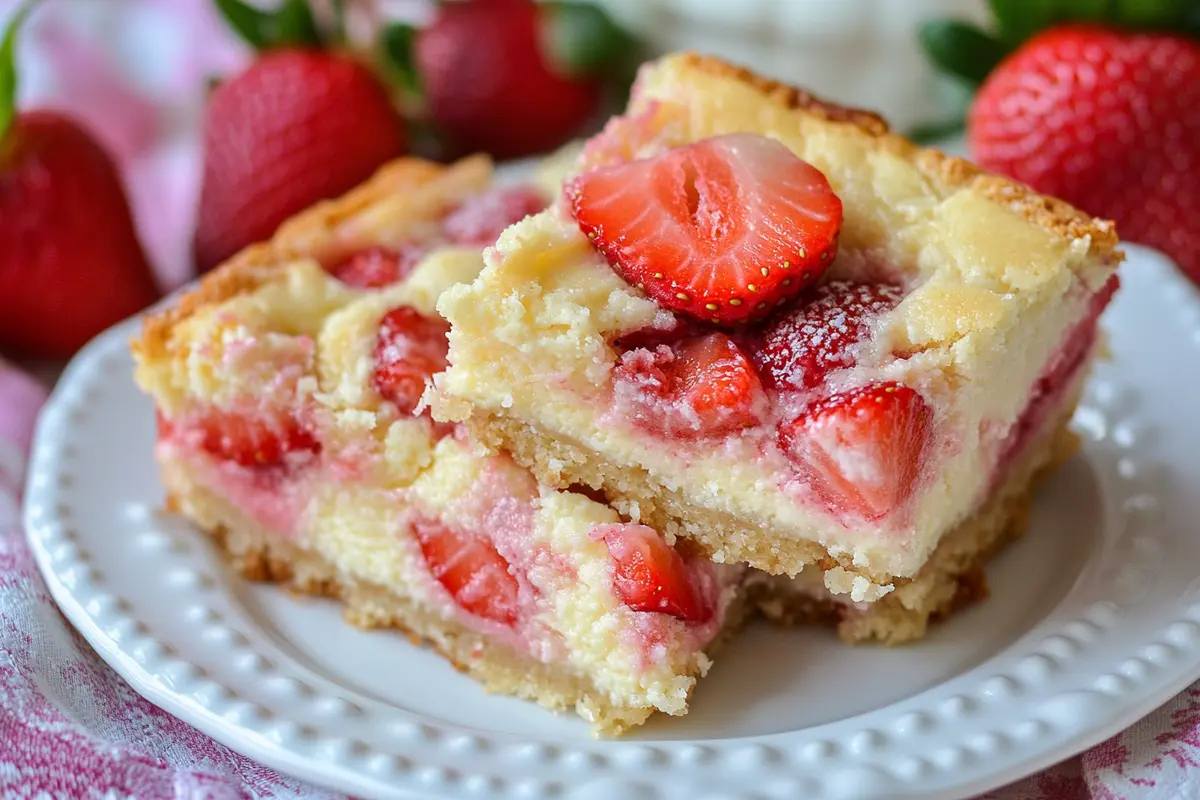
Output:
[
  {"xmin": 600, "ymin": 524, "xmax": 712, "ymax": 623},
  {"xmin": 194, "ymin": 410, "xmax": 321, "ymax": 469},
  {"xmin": 443, "ymin": 185, "xmax": 547, "ymax": 245},
  {"xmin": 567, "ymin": 133, "xmax": 843, "ymax": 324},
  {"xmin": 373, "ymin": 306, "xmax": 451, "ymax": 414},
  {"xmin": 613, "ymin": 332, "xmax": 764, "ymax": 440},
  {"xmin": 412, "ymin": 516, "xmax": 519, "ymax": 625},
  {"xmin": 753, "ymin": 281, "xmax": 904, "ymax": 391},
  {"xmin": 779, "ymin": 383, "xmax": 932, "ymax": 520},
  {"xmin": 327, "ymin": 246, "xmax": 422, "ymax": 289}
]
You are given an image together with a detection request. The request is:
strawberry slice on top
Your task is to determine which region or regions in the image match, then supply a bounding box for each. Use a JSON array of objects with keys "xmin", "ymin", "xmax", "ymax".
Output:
[
  {"xmin": 614, "ymin": 332, "xmax": 765, "ymax": 441},
  {"xmin": 754, "ymin": 281, "xmax": 904, "ymax": 392},
  {"xmin": 412, "ymin": 516, "xmax": 520, "ymax": 626},
  {"xmin": 567, "ymin": 133, "xmax": 843, "ymax": 325},
  {"xmin": 599, "ymin": 524, "xmax": 713, "ymax": 623},
  {"xmin": 779, "ymin": 383, "xmax": 932, "ymax": 520},
  {"xmin": 373, "ymin": 306, "xmax": 452, "ymax": 414}
]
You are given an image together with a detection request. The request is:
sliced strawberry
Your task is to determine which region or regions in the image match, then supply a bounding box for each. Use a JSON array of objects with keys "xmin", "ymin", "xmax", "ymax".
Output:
[
  {"xmin": 194, "ymin": 410, "xmax": 321, "ymax": 468},
  {"xmin": 412, "ymin": 516, "xmax": 519, "ymax": 626},
  {"xmin": 779, "ymin": 383, "xmax": 932, "ymax": 520},
  {"xmin": 611, "ymin": 315, "xmax": 701, "ymax": 352},
  {"xmin": 568, "ymin": 133, "xmax": 843, "ymax": 325},
  {"xmin": 754, "ymin": 281, "xmax": 904, "ymax": 392},
  {"xmin": 600, "ymin": 524, "xmax": 712, "ymax": 623},
  {"xmin": 442, "ymin": 184, "xmax": 547, "ymax": 245},
  {"xmin": 327, "ymin": 246, "xmax": 422, "ymax": 289},
  {"xmin": 373, "ymin": 306, "xmax": 451, "ymax": 414},
  {"xmin": 614, "ymin": 332, "xmax": 764, "ymax": 440}
]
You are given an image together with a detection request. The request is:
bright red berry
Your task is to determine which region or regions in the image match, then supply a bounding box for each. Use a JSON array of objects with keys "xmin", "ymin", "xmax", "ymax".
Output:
[
  {"xmin": 600, "ymin": 524, "xmax": 712, "ymax": 623},
  {"xmin": 327, "ymin": 246, "xmax": 422, "ymax": 290},
  {"xmin": 413, "ymin": 516, "xmax": 520, "ymax": 626},
  {"xmin": 372, "ymin": 306, "xmax": 451, "ymax": 414},
  {"xmin": 193, "ymin": 49, "xmax": 407, "ymax": 273},
  {"xmin": 969, "ymin": 25, "xmax": 1200, "ymax": 283},
  {"xmin": 753, "ymin": 281, "xmax": 904, "ymax": 392},
  {"xmin": 614, "ymin": 333, "xmax": 765, "ymax": 440},
  {"xmin": 779, "ymin": 383, "xmax": 932, "ymax": 520},
  {"xmin": 0, "ymin": 111, "xmax": 160, "ymax": 358},
  {"xmin": 413, "ymin": 0, "xmax": 601, "ymax": 159},
  {"xmin": 568, "ymin": 133, "xmax": 842, "ymax": 325}
]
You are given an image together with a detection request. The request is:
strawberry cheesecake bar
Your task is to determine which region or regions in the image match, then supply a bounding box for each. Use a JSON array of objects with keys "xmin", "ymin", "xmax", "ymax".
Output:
[
  {"xmin": 431, "ymin": 53, "xmax": 1122, "ymax": 643},
  {"xmin": 132, "ymin": 155, "xmax": 745, "ymax": 734}
]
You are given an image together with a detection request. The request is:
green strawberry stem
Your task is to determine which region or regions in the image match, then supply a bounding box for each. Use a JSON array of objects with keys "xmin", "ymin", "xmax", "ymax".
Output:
[
  {"xmin": 213, "ymin": 0, "xmax": 323, "ymax": 51},
  {"xmin": 380, "ymin": 21, "xmax": 421, "ymax": 97},
  {"xmin": 0, "ymin": 0, "xmax": 39, "ymax": 144},
  {"xmin": 541, "ymin": 1, "xmax": 642, "ymax": 83}
]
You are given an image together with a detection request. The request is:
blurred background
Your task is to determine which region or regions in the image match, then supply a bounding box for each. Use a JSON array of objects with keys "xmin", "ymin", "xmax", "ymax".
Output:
[
  {"xmin": 0, "ymin": 0, "xmax": 977, "ymax": 291},
  {"xmin": 1, "ymin": 0, "xmax": 1197, "ymax": 362}
]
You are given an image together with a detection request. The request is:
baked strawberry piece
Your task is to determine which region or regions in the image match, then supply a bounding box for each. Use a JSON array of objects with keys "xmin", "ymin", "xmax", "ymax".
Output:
[
  {"xmin": 134, "ymin": 155, "xmax": 743, "ymax": 734},
  {"xmin": 432, "ymin": 53, "xmax": 1123, "ymax": 642}
]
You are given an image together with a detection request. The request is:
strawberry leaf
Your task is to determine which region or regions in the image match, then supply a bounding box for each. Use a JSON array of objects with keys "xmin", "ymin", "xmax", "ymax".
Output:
[
  {"xmin": 1112, "ymin": 0, "xmax": 1196, "ymax": 28},
  {"xmin": 381, "ymin": 22, "xmax": 422, "ymax": 96},
  {"xmin": 214, "ymin": 0, "xmax": 322, "ymax": 51},
  {"xmin": 541, "ymin": 1, "xmax": 641, "ymax": 81},
  {"xmin": 0, "ymin": 1, "xmax": 37, "ymax": 143},
  {"xmin": 918, "ymin": 21, "xmax": 1009, "ymax": 85},
  {"xmin": 989, "ymin": 0, "xmax": 1059, "ymax": 44}
]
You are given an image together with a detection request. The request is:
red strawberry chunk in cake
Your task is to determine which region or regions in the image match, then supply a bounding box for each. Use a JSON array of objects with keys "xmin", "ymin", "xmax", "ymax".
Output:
[
  {"xmin": 598, "ymin": 524, "xmax": 715, "ymax": 623},
  {"xmin": 193, "ymin": 409, "xmax": 321, "ymax": 469},
  {"xmin": 754, "ymin": 281, "xmax": 904, "ymax": 391},
  {"xmin": 613, "ymin": 332, "xmax": 765, "ymax": 440},
  {"xmin": 412, "ymin": 515, "xmax": 520, "ymax": 626},
  {"xmin": 779, "ymin": 383, "xmax": 933, "ymax": 520},
  {"xmin": 567, "ymin": 133, "xmax": 842, "ymax": 324},
  {"xmin": 327, "ymin": 245, "xmax": 424, "ymax": 289},
  {"xmin": 443, "ymin": 184, "xmax": 547, "ymax": 246},
  {"xmin": 373, "ymin": 306, "xmax": 451, "ymax": 413}
]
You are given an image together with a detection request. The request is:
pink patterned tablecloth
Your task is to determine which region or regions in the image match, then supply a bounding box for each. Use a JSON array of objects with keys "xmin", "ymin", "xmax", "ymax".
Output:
[{"xmin": 2, "ymin": 1, "xmax": 1199, "ymax": 797}]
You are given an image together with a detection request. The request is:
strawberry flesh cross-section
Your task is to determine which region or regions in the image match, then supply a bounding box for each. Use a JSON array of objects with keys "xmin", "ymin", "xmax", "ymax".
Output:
[
  {"xmin": 613, "ymin": 332, "xmax": 765, "ymax": 441},
  {"xmin": 412, "ymin": 516, "xmax": 520, "ymax": 626},
  {"xmin": 372, "ymin": 306, "xmax": 452, "ymax": 414},
  {"xmin": 600, "ymin": 524, "xmax": 713, "ymax": 623},
  {"xmin": 779, "ymin": 382, "xmax": 933, "ymax": 520},
  {"xmin": 568, "ymin": 133, "xmax": 843, "ymax": 325},
  {"xmin": 327, "ymin": 246, "xmax": 424, "ymax": 289}
]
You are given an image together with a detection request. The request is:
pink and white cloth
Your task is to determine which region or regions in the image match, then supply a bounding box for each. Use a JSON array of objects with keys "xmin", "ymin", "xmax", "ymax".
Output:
[{"xmin": 1, "ymin": 1, "xmax": 1199, "ymax": 797}]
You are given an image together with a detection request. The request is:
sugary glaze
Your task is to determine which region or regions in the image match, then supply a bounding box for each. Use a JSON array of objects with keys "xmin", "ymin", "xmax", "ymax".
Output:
[
  {"xmin": 432, "ymin": 52, "xmax": 1123, "ymax": 592},
  {"xmin": 133, "ymin": 156, "xmax": 743, "ymax": 734}
]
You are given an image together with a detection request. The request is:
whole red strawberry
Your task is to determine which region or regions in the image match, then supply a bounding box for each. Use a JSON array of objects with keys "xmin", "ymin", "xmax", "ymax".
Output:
[
  {"xmin": 969, "ymin": 25, "xmax": 1200, "ymax": 282},
  {"xmin": 404, "ymin": 0, "xmax": 633, "ymax": 159},
  {"xmin": 0, "ymin": 9, "xmax": 159, "ymax": 358},
  {"xmin": 194, "ymin": 1, "xmax": 407, "ymax": 273}
]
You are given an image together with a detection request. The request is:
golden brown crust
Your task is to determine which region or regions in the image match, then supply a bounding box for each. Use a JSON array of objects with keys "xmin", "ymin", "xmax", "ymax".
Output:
[
  {"xmin": 132, "ymin": 155, "xmax": 485, "ymax": 362},
  {"xmin": 676, "ymin": 52, "xmax": 1121, "ymax": 256}
]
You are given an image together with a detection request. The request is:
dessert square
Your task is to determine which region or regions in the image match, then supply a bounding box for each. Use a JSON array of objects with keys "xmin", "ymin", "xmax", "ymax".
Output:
[
  {"xmin": 431, "ymin": 53, "xmax": 1122, "ymax": 628},
  {"xmin": 132, "ymin": 155, "xmax": 746, "ymax": 735}
]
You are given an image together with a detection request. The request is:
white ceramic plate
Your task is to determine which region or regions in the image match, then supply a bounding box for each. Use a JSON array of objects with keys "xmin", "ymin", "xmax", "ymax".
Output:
[{"xmin": 22, "ymin": 245, "xmax": 1200, "ymax": 800}]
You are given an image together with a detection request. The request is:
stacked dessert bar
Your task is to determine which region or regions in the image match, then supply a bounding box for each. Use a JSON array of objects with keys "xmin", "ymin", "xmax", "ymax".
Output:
[{"xmin": 135, "ymin": 53, "xmax": 1121, "ymax": 734}]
